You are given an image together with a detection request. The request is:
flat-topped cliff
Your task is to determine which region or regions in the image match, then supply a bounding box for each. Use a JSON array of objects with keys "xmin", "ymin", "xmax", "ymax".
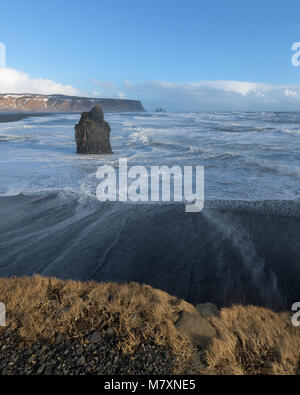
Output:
[{"xmin": 0, "ymin": 94, "xmax": 145, "ymax": 113}]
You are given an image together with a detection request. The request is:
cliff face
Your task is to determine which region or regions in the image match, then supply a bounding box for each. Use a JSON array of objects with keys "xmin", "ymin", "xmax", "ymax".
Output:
[{"xmin": 0, "ymin": 94, "xmax": 145, "ymax": 113}]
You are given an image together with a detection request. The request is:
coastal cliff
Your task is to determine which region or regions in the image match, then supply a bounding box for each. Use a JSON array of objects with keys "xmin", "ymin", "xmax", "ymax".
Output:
[{"xmin": 0, "ymin": 94, "xmax": 145, "ymax": 113}]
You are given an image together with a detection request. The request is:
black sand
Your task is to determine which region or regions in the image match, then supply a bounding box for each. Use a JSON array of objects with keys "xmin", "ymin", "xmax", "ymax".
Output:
[
  {"xmin": 0, "ymin": 113, "xmax": 55, "ymax": 123},
  {"xmin": 0, "ymin": 193, "xmax": 299, "ymax": 310}
]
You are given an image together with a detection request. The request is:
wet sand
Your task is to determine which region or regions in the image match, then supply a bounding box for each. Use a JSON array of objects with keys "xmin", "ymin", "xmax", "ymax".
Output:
[
  {"xmin": 0, "ymin": 193, "xmax": 299, "ymax": 310},
  {"xmin": 0, "ymin": 113, "xmax": 53, "ymax": 123}
]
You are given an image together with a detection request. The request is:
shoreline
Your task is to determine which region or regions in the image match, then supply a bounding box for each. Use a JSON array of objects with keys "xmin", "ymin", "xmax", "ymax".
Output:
[
  {"xmin": 0, "ymin": 112, "xmax": 55, "ymax": 123},
  {"xmin": 0, "ymin": 193, "xmax": 299, "ymax": 310}
]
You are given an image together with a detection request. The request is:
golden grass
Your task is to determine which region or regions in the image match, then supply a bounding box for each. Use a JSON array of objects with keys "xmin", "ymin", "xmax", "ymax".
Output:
[
  {"xmin": 0, "ymin": 276, "xmax": 299, "ymax": 375},
  {"xmin": 0, "ymin": 276, "xmax": 194, "ymax": 371},
  {"xmin": 205, "ymin": 305, "xmax": 300, "ymax": 375}
]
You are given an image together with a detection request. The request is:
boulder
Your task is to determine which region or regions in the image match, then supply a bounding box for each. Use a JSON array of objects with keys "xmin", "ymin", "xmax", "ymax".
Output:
[
  {"xmin": 176, "ymin": 311, "xmax": 216, "ymax": 347},
  {"xmin": 75, "ymin": 106, "xmax": 113, "ymax": 154},
  {"xmin": 196, "ymin": 303, "xmax": 220, "ymax": 318}
]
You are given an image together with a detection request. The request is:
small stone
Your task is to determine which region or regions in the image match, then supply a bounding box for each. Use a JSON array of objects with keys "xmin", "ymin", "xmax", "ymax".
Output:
[
  {"xmin": 44, "ymin": 368, "xmax": 52, "ymax": 375},
  {"xmin": 89, "ymin": 331, "xmax": 102, "ymax": 344},
  {"xmin": 105, "ymin": 327, "xmax": 115, "ymax": 338},
  {"xmin": 36, "ymin": 365, "xmax": 45, "ymax": 375},
  {"xmin": 76, "ymin": 356, "xmax": 86, "ymax": 367},
  {"xmin": 55, "ymin": 334, "xmax": 64, "ymax": 344}
]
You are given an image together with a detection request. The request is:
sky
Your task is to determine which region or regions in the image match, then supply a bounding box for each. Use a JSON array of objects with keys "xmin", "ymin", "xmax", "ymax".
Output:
[{"xmin": 1, "ymin": 0, "xmax": 300, "ymax": 111}]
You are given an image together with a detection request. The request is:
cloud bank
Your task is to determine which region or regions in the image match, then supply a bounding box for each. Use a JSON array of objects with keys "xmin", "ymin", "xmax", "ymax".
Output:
[
  {"xmin": 0, "ymin": 67, "xmax": 79, "ymax": 96},
  {"xmin": 92, "ymin": 78, "xmax": 300, "ymax": 111},
  {"xmin": 2, "ymin": 66, "xmax": 299, "ymax": 111}
]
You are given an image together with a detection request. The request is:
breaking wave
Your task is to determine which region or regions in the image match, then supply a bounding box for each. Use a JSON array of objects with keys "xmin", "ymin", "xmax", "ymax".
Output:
[{"xmin": 0, "ymin": 192, "xmax": 299, "ymax": 310}]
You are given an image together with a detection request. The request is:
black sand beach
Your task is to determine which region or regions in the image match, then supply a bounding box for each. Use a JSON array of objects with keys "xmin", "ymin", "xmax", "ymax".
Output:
[
  {"xmin": 0, "ymin": 113, "xmax": 55, "ymax": 123},
  {"xmin": 1, "ymin": 193, "xmax": 299, "ymax": 311}
]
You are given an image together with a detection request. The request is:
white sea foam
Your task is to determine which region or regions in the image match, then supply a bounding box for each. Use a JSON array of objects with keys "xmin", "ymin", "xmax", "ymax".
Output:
[
  {"xmin": 244, "ymin": 157, "xmax": 300, "ymax": 179},
  {"xmin": 0, "ymin": 111, "xmax": 299, "ymax": 201}
]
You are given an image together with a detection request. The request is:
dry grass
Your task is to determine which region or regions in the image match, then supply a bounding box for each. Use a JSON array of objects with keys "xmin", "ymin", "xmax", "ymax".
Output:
[
  {"xmin": 0, "ymin": 276, "xmax": 194, "ymax": 370},
  {"xmin": 0, "ymin": 276, "xmax": 299, "ymax": 375},
  {"xmin": 205, "ymin": 305, "xmax": 300, "ymax": 375}
]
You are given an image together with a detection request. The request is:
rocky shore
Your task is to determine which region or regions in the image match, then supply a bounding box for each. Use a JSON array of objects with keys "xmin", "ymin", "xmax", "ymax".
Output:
[
  {"xmin": 0, "ymin": 276, "xmax": 299, "ymax": 375},
  {"xmin": 0, "ymin": 327, "xmax": 176, "ymax": 375}
]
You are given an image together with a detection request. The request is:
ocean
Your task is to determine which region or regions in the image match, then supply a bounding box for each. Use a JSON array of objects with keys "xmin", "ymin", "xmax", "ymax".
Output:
[{"xmin": 0, "ymin": 111, "xmax": 299, "ymax": 309}]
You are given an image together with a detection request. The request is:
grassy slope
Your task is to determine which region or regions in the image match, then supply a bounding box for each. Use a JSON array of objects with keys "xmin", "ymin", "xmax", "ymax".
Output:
[{"xmin": 0, "ymin": 276, "xmax": 299, "ymax": 375}]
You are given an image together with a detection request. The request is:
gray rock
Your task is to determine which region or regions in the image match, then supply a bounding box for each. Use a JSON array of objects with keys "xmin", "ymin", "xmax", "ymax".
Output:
[
  {"xmin": 105, "ymin": 327, "xmax": 115, "ymax": 338},
  {"xmin": 75, "ymin": 106, "xmax": 113, "ymax": 154},
  {"xmin": 36, "ymin": 364, "xmax": 45, "ymax": 375},
  {"xmin": 0, "ymin": 329, "xmax": 177, "ymax": 375},
  {"xmin": 89, "ymin": 331, "xmax": 102, "ymax": 344},
  {"xmin": 196, "ymin": 303, "xmax": 220, "ymax": 318},
  {"xmin": 188, "ymin": 352, "xmax": 207, "ymax": 371},
  {"xmin": 76, "ymin": 356, "xmax": 86, "ymax": 367},
  {"xmin": 55, "ymin": 333, "xmax": 64, "ymax": 344},
  {"xmin": 176, "ymin": 311, "xmax": 216, "ymax": 347}
]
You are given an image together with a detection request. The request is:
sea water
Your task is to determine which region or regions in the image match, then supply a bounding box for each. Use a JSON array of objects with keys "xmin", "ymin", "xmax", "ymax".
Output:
[
  {"xmin": 0, "ymin": 111, "xmax": 299, "ymax": 200},
  {"xmin": 0, "ymin": 111, "xmax": 299, "ymax": 309}
]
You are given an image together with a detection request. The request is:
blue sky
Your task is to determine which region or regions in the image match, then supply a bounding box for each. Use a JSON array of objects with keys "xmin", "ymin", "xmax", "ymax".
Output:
[{"xmin": 1, "ymin": 0, "xmax": 300, "ymax": 110}]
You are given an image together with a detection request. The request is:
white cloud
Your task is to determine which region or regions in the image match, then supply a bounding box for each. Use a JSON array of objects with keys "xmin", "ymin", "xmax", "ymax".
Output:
[
  {"xmin": 91, "ymin": 79, "xmax": 116, "ymax": 89},
  {"xmin": 117, "ymin": 92, "xmax": 125, "ymax": 99},
  {"xmin": 90, "ymin": 76, "xmax": 300, "ymax": 110},
  {"xmin": 124, "ymin": 79, "xmax": 133, "ymax": 88},
  {"xmin": 91, "ymin": 79, "xmax": 127, "ymax": 99},
  {"xmin": 121, "ymin": 80, "xmax": 300, "ymax": 111},
  {"xmin": 284, "ymin": 89, "xmax": 298, "ymax": 97},
  {"xmin": 0, "ymin": 67, "xmax": 79, "ymax": 95}
]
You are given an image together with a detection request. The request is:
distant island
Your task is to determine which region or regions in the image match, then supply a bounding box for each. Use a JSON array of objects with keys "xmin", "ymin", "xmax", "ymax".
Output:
[{"xmin": 0, "ymin": 94, "xmax": 145, "ymax": 113}]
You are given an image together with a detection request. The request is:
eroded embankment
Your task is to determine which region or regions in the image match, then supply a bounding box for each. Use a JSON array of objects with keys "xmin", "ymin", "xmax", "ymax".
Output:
[{"xmin": 0, "ymin": 276, "xmax": 299, "ymax": 375}]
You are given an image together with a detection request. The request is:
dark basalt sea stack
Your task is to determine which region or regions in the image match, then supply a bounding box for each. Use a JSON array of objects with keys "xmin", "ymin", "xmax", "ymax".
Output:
[{"xmin": 75, "ymin": 106, "xmax": 113, "ymax": 154}]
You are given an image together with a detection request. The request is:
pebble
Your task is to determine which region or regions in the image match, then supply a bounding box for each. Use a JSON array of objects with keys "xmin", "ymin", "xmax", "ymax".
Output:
[
  {"xmin": 89, "ymin": 331, "xmax": 102, "ymax": 344},
  {"xmin": 0, "ymin": 328, "xmax": 178, "ymax": 375}
]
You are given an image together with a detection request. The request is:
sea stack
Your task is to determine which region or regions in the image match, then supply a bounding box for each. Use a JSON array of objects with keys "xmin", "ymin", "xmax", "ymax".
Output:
[{"xmin": 75, "ymin": 106, "xmax": 113, "ymax": 154}]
